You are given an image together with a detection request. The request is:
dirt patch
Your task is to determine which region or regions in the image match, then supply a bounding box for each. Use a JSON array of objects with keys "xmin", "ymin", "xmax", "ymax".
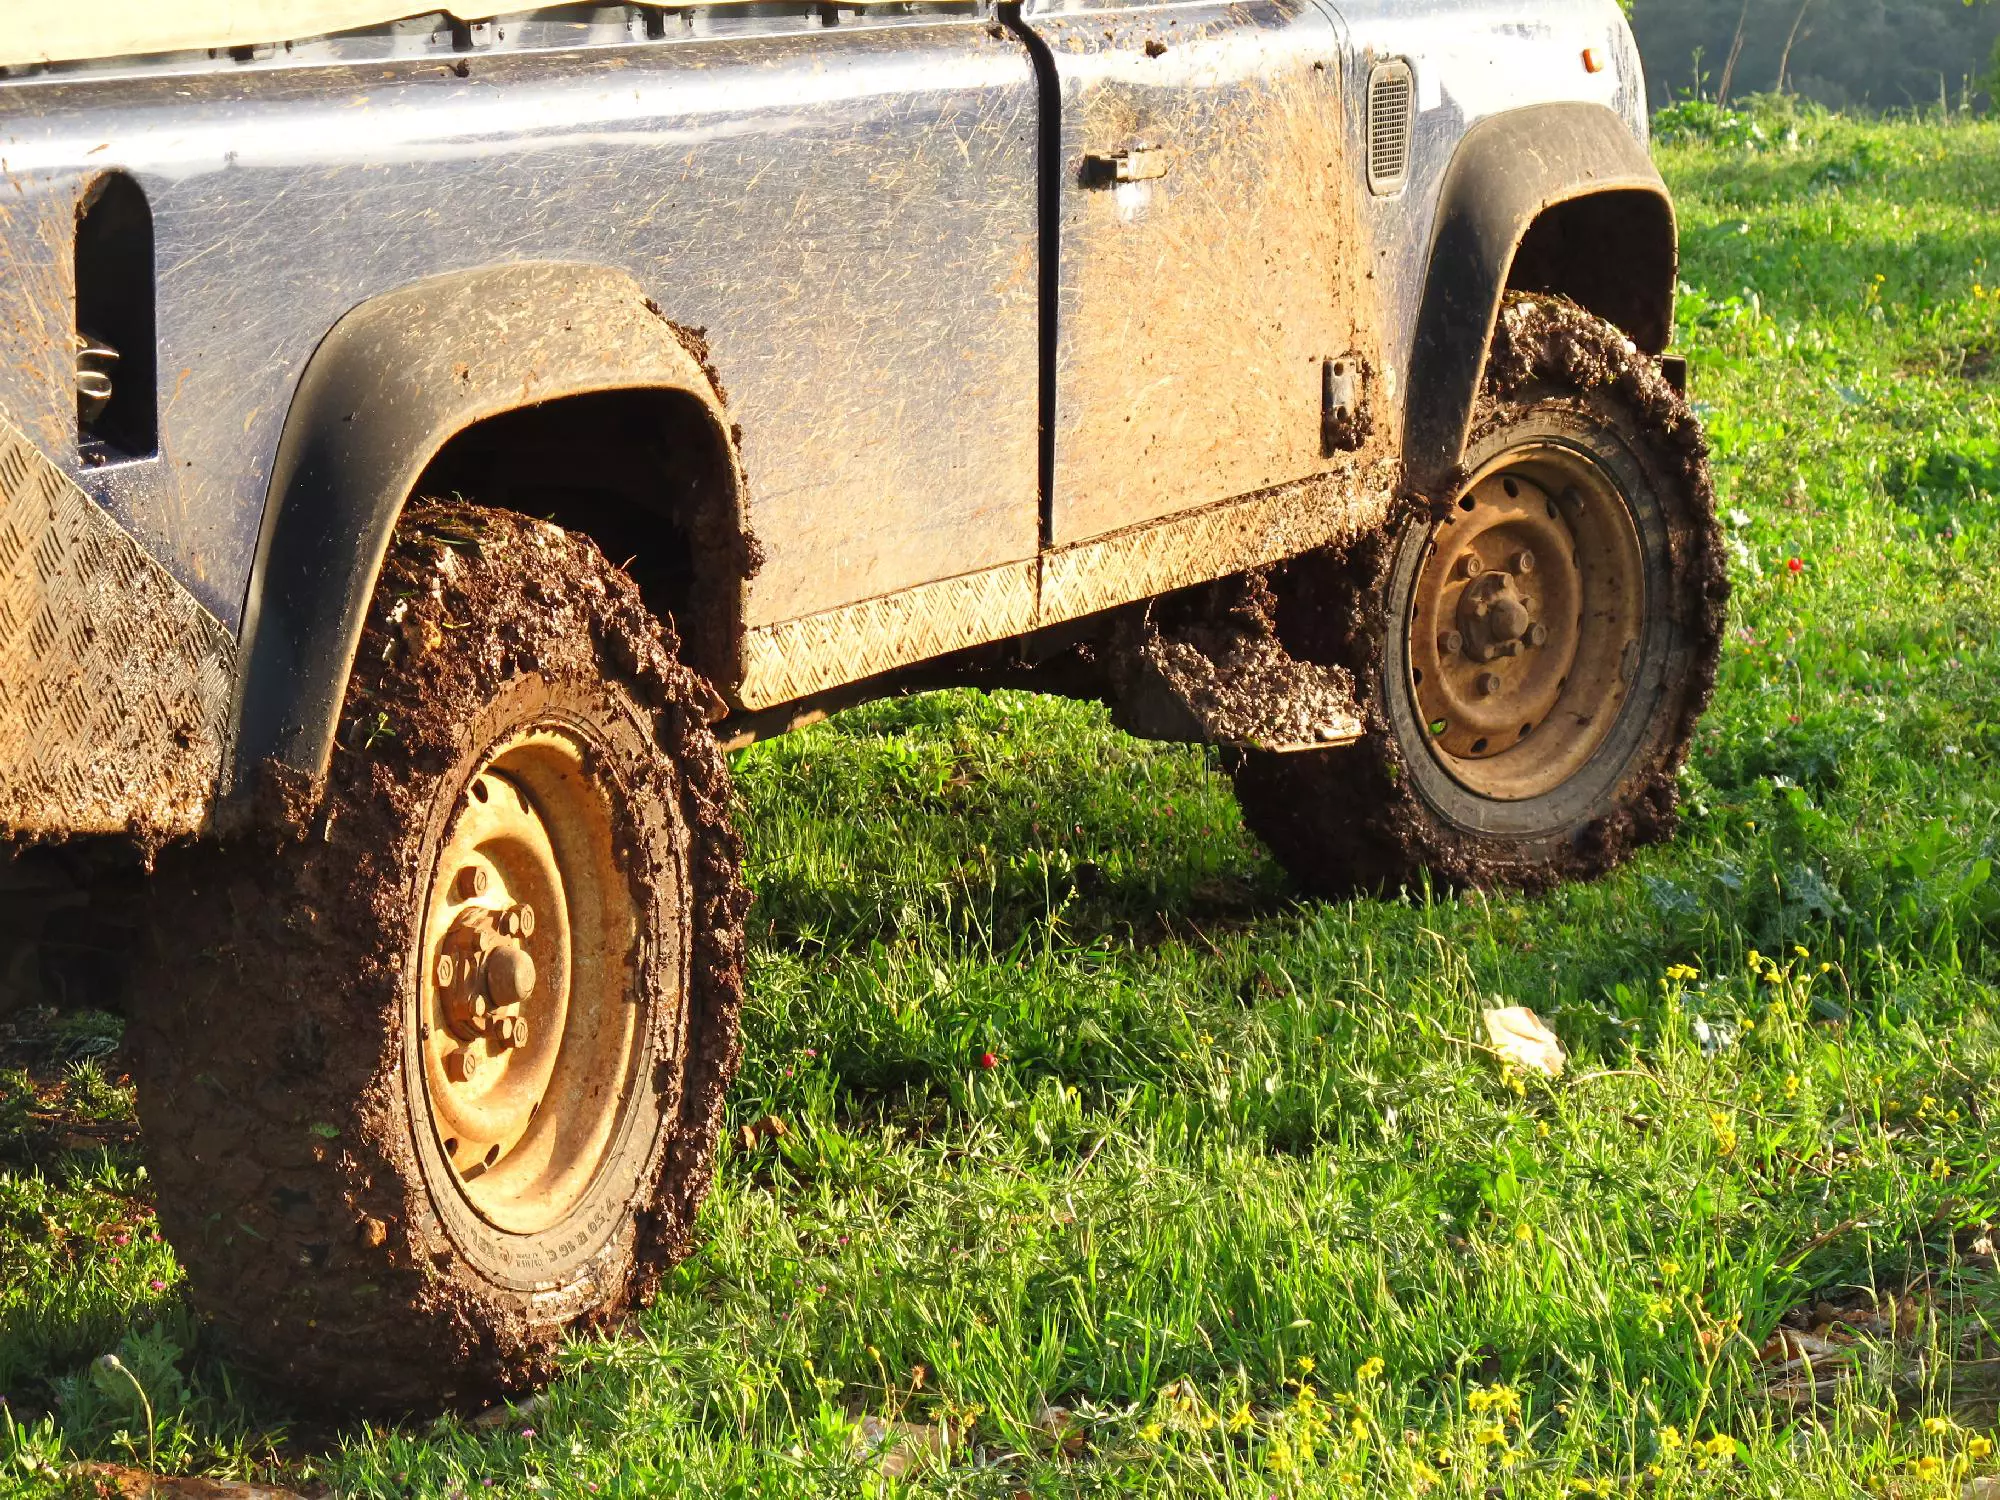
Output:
[
  {"xmin": 1232, "ymin": 295, "xmax": 1728, "ymax": 896},
  {"xmin": 134, "ymin": 501, "xmax": 748, "ymax": 1412}
]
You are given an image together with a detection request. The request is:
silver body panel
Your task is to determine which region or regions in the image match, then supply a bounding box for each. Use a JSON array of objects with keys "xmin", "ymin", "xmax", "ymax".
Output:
[{"xmin": 0, "ymin": 0, "xmax": 1654, "ymax": 830}]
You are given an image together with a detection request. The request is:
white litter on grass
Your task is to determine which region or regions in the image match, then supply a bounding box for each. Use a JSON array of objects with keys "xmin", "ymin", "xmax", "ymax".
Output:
[{"xmin": 1481, "ymin": 1006, "xmax": 1566, "ymax": 1078}]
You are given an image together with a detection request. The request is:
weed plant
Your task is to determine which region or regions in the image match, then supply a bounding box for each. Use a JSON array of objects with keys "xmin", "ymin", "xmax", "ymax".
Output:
[{"xmin": 5, "ymin": 112, "xmax": 2000, "ymax": 1497}]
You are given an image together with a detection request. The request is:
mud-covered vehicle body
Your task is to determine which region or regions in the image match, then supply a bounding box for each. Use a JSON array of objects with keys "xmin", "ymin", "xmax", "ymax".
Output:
[{"xmin": 0, "ymin": 0, "xmax": 1720, "ymax": 1406}]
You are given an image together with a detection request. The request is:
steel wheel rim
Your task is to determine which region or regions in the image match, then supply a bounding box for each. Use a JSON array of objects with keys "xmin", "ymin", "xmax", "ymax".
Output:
[
  {"xmin": 418, "ymin": 725, "xmax": 641, "ymax": 1235},
  {"xmin": 1405, "ymin": 442, "xmax": 1645, "ymax": 801}
]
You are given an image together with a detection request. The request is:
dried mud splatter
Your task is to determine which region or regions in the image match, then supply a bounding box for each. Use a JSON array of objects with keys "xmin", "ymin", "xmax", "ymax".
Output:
[
  {"xmin": 1233, "ymin": 295, "xmax": 1728, "ymax": 896},
  {"xmin": 134, "ymin": 501, "xmax": 748, "ymax": 1412}
]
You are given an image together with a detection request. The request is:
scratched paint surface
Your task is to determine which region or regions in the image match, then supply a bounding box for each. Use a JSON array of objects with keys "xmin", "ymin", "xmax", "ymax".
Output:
[
  {"xmin": 0, "ymin": 15, "xmax": 1041, "ymax": 629},
  {"xmin": 0, "ymin": 0, "xmax": 1647, "ymax": 652},
  {"xmin": 1032, "ymin": 0, "xmax": 1386, "ymax": 546}
]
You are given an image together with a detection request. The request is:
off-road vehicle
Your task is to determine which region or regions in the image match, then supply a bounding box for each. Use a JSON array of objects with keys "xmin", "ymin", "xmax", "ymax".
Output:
[{"xmin": 0, "ymin": 0, "xmax": 1723, "ymax": 1407}]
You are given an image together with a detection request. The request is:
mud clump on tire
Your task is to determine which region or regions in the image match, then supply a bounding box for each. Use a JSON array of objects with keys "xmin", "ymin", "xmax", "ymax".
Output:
[
  {"xmin": 135, "ymin": 500, "xmax": 749, "ymax": 1412},
  {"xmin": 1233, "ymin": 294, "xmax": 1728, "ymax": 897}
]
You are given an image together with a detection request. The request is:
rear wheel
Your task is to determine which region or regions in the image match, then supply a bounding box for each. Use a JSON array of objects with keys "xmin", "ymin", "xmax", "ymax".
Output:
[
  {"xmin": 1233, "ymin": 296, "xmax": 1727, "ymax": 894},
  {"xmin": 136, "ymin": 500, "xmax": 748, "ymax": 1410}
]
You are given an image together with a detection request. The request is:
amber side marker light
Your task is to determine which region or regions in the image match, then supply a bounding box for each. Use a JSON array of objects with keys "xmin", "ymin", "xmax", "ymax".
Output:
[{"xmin": 1582, "ymin": 47, "xmax": 1604, "ymax": 73}]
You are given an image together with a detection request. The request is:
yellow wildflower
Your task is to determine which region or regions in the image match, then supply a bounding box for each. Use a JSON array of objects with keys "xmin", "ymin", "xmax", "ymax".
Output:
[
  {"xmin": 1931, "ymin": 1157, "xmax": 1952, "ymax": 1181},
  {"xmin": 1915, "ymin": 1454, "xmax": 1942, "ymax": 1479},
  {"xmin": 1709, "ymin": 1110, "xmax": 1738, "ymax": 1156},
  {"xmin": 1665, "ymin": 963, "xmax": 1699, "ymax": 982},
  {"xmin": 1660, "ymin": 1258, "xmax": 1682, "ymax": 1279},
  {"xmin": 1227, "ymin": 1403, "xmax": 1254, "ymax": 1433},
  {"xmin": 1466, "ymin": 1384, "xmax": 1522, "ymax": 1421},
  {"xmin": 1968, "ymin": 1435, "xmax": 1993, "ymax": 1460},
  {"xmin": 1924, "ymin": 1416, "xmax": 1951, "ymax": 1435},
  {"xmin": 1296, "ymin": 1354, "xmax": 1316, "ymax": 1374},
  {"xmin": 1794, "ymin": 945, "xmax": 1810, "ymax": 958},
  {"xmin": 1784, "ymin": 1073, "xmax": 1801, "ymax": 1101},
  {"xmin": 1141, "ymin": 1420, "xmax": 1164, "ymax": 1442},
  {"xmin": 1658, "ymin": 1425, "xmax": 1683, "ymax": 1452},
  {"xmin": 1356, "ymin": 1356, "xmax": 1385, "ymax": 1383}
]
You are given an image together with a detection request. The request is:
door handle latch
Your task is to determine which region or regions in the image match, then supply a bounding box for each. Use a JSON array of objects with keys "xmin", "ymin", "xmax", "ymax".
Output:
[{"xmin": 1081, "ymin": 146, "xmax": 1170, "ymax": 187}]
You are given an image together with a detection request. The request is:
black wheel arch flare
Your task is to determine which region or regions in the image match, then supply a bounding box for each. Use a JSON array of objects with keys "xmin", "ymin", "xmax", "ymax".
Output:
[
  {"xmin": 223, "ymin": 262, "xmax": 743, "ymax": 831},
  {"xmin": 1401, "ymin": 101, "xmax": 1677, "ymax": 500}
]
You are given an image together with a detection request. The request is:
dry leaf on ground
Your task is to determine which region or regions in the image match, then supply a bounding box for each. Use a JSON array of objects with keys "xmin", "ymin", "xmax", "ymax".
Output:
[
  {"xmin": 469, "ymin": 1391, "xmax": 547, "ymax": 1428},
  {"xmin": 1757, "ymin": 1326, "xmax": 1860, "ymax": 1406},
  {"xmin": 1481, "ymin": 1005, "xmax": 1566, "ymax": 1078},
  {"xmin": 72, "ymin": 1465, "xmax": 304, "ymax": 1499},
  {"xmin": 1036, "ymin": 1403, "xmax": 1087, "ymax": 1457},
  {"xmin": 856, "ymin": 1415, "xmax": 948, "ymax": 1478}
]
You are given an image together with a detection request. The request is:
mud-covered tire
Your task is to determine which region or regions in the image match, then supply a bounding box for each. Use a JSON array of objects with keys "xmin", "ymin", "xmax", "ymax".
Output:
[
  {"xmin": 1233, "ymin": 296, "xmax": 1727, "ymax": 896},
  {"xmin": 133, "ymin": 501, "xmax": 749, "ymax": 1411}
]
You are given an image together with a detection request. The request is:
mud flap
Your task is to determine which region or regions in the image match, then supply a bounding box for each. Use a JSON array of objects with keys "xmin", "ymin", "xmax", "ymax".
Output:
[{"xmin": 1111, "ymin": 622, "xmax": 1364, "ymax": 753}]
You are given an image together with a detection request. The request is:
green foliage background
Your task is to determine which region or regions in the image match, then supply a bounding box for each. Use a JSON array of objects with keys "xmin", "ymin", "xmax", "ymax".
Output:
[
  {"xmin": 7, "ymin": 106, "xmax": 2000, "ymax": 1499},
  {"xmin": 1634, "ymin": 0, "xmax": 2000, "ymax": 112}
]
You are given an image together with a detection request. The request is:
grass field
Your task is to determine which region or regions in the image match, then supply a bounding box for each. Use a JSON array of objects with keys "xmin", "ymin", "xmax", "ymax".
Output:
[{"xmin": 8, "ymin": 102, "xmax": 2000, "ymax": 1497}]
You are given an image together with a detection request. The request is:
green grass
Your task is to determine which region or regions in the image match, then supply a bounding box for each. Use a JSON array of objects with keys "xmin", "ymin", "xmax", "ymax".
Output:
[{"xmin": 9, "ymin": 104, "xmax": 2000, "ymax": 1497}]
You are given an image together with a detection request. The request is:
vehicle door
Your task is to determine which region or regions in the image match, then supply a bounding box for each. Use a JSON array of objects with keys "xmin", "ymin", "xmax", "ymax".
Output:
[{"xmin": 1020, "ymin": 0, "xmax": 1363, "ymax": 549}]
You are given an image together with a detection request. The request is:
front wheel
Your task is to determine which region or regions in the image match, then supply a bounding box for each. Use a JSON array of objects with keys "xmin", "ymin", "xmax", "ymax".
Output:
[
  {"xmin": 1233, "ymin": 296, "xmax": 1728, "ymax": 895},
  {"xmin": 136, "ymin": 501, "xmax": 749, "ymax": 1410}
]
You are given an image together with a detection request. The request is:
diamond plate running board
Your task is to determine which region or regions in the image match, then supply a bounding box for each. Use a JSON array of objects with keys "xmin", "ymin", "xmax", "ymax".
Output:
[{"xmin": 0, "ymin": 416, "xmax": 236, "ymax": 839}]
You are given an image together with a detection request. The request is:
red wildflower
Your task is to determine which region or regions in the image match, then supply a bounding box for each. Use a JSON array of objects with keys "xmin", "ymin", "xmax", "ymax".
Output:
[
  {"xmin": 1786, "ymin": 557, "xmax": 1804, "ymax": 574},
  {"xmin": 979, "ymin": 1052, "xmax": 998, "ymax": 1070}
]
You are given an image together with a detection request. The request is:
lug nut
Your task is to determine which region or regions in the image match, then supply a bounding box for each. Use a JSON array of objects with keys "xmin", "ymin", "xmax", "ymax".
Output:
[
  {"xmin": 435, "ymin": 952, "xmax": 455, "ymax": 988},
  {"xmin": 1476, "ymin": 671, "xmax": 1502, "ymax": 697},
  {"xmin": 455, "ymin": 866, "xmax": 490, "ymax": 900},
  {"xmin": 517, "ymin": 904, "xmax": 535, "ymax": 938},
  {"xmin": 1512, "ymin": 549, "xmax": 1536, "ymax": 575},
  {"xmin": 1457, "ymin": 554, "xmax": 1482, "ymax": 580},
  {"xmin": 1527, "ymin": 622, "xmax": 1549, "ymax": 647},
  {"xmin": 1438, "ymin": 630, "xmax": 1464, "ymax": 656},
  {"xmin": 447, "ymin": 1047, "xmax": 482, "ymax": 1083}
]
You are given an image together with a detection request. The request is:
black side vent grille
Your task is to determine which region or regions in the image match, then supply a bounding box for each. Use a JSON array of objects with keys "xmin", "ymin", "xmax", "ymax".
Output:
[{"xmin": 1366, "ymin": 59, "xmax": 1414, "ymax": 196}]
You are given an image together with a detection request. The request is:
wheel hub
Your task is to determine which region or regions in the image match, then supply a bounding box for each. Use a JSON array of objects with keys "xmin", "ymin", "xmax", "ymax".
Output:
[
  {"xmin": 1406, "ymin": 450, "xmax": 1644, "ymax": 800},
  {"xmin": 417, "ymin": 727, "xmax": 640, "ymax": 1234}
]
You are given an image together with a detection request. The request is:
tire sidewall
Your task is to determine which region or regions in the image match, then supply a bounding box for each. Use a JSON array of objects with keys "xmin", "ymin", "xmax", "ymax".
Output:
[{"xmin": 1377, "ymin": 392, "xmax": 1694, "ymax": 852}]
